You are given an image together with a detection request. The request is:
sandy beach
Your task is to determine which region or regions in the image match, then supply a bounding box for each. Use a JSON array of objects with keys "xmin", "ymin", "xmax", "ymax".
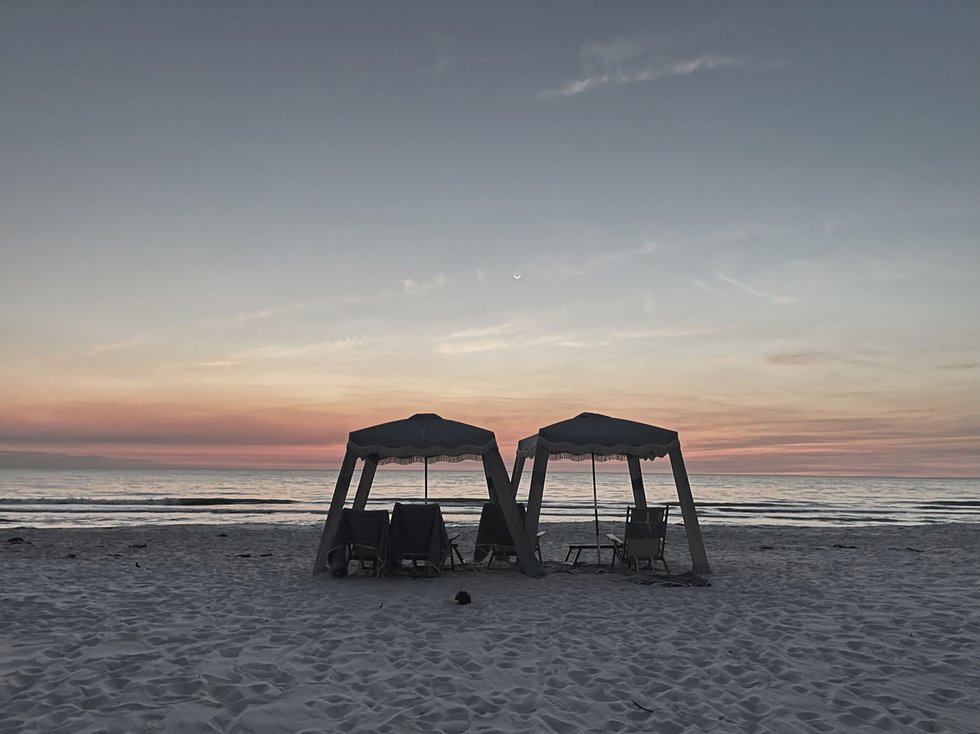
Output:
[{"xmin": 2, "ymin": 521, "xmax": 978, "ymax": 733}]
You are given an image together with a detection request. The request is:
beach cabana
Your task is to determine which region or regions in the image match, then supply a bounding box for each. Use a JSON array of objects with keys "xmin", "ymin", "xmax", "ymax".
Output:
[
  {"xmin": 513, "ymin": 412, "xmax": 711, "ymax": 574},
  {"xmin": 313, "ymin": 413, "xmax": 545, "ymax": 578}
]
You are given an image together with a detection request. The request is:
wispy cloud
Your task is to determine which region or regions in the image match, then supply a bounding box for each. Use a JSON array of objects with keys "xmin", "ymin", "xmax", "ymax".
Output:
[
  {"xmin": 556, "ymin": 240, "xmax": 665, "ymax": 275},
  {"xmin": 694, "ymin": 278, "xmax": 721, "ymax": 297},
  {"xmin": 195, "ymin": 302, "xmax": 307, "ymax": 329},
  {"xmin": 766, "ymin": 351, "xmax": 833, "ymax": 366},
  {"xmin": 85, "ymin": 302, "xmax": 310, "ymax": 357},
  {"xmin": 437, "ymin": 339, "xmax": 511, "ymax": 355},
  {"xmin": 233, "ymin": 337, "xmax": 373, "ymax": 361},
  {"xmin": 444, "ymin": 322, "xmax": 524, "ymax": 340},
  {"xmin": 550, "ymin": 227, "xmax": 757, "ymax": 277},
  {"xmin": 437, "ymin": 321, "xmax": 524, "ymax": 354},
  {"xmin": 434, "ymin": 322, "xmax": 610, "ymax": 355},
  {"xmin": 718, "ymin": 274, "xmax": 797, "ymax": 305},
  {"xmin": 540, "ymin": 38, "xmax": 758, "ymax": 98},
  {"xmin": 766, "ymin": 351, "xmax": 882, "ymax": 367},
  {"xmin": 403, "ymin": 274, "xmax": 448, "ymax": 296},
  {"xmin": 613, "ymin": 326, "xmax": 717, "ymax": 340},
  {"xmin": 191, "ymin": 358, "xmax": 241, "ymax": 369},
  {"xmin": 85, "ymin": 338, "xmax": 143, "ymax": 357}
]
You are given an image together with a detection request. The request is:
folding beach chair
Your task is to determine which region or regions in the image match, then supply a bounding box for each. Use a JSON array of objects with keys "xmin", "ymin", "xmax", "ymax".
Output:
[
  {"xmin": 608, "ymin": 505, "xmax": 670, "ymax": 575},
  {"xmin": 473, "ymin": 502, "xmax": 545, "ymax": 568},
  {"xmin": 387, "ymin": 502, "xmax": 451, "ymax": 577},
  {"xmin": 327, "ymin": 509, "xmax": 390, "ymax": 577}
]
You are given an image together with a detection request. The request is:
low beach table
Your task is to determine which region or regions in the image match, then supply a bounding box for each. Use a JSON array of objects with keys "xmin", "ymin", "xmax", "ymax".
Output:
[{"xmin": 564, "ymin": 543, "xmax": 617, "ymax": 568}]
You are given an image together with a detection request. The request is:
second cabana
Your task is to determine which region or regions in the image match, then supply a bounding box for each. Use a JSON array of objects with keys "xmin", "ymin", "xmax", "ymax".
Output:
[{"xmin": 513, "ymin": 412, "xmax": 711, "ymax": 574}]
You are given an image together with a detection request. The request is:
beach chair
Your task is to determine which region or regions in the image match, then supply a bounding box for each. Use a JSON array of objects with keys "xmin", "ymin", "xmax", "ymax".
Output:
[
  {"xmin": 474, "ymin": 502, "xmax": 545, "ymax": 568},
  {"xmin": 328, "ymin": 509, "xmax": 390, "ymax": 577},
  {"xmin": 387, "ymin": 503, "xmax": 451, "ymax": 577},
  {"xmin": 608, "ymin": 505, "xmax": 670, "ymax": 575}
]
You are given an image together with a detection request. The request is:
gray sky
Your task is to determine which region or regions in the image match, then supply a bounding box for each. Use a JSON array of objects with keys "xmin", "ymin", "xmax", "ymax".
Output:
[{"xmin": 1, "ymin": 1, "xmax": 978, "ymax": 474}]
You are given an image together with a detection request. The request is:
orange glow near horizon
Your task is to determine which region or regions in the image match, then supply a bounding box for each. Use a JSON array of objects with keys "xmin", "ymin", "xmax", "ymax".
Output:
[{"xmin": 2, "ymin": 395, "xmax": 978, "ymax": 477}]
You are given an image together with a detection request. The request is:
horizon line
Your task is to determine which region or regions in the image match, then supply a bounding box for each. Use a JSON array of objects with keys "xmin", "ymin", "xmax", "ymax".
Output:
[{"xmin": 1, "ymin": 465, "xmax": 975, "ymax": 481}]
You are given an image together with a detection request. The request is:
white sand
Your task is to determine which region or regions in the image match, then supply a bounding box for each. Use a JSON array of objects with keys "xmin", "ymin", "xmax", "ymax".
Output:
[{"xmin": 2, "ymin": 521, "xmax": 978, "ymax": 734}]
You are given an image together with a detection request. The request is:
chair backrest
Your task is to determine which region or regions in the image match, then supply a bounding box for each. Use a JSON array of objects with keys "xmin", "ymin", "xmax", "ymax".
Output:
[
  {"xmin": 624, "ymin": 505, "xmax": 668, "ymax": 560},
  {"xmin": 329, "ymin": 509, "xmax": 390, "ymax": 575},
  {"xmin": 626, "ymin": 505, "xmax": 668, "ymax": 539},
  {"xmin": 388, "ymin": 502, "xmax": 450, "ymax": 566},
  {"xmin": 342, "ymin": 509, "xmax": 389, "ymax": 551}
]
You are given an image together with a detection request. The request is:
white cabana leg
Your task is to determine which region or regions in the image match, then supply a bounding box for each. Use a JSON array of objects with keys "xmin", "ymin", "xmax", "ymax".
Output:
[
  {"xmin": 485, "ymin": 448, "xmax": 545, "ymax": 578},
  {"xmin": 352, "ymin": 455, "xmax": 378, "ymax": 511},
  {"xmin": 483, "ymin": 461, "xmax": 499, "ymax": 502},
  {"xmin": 524, "ymin": 444, "xmax": 550, "ymax": 539},
  {"xmin": 511, "ymin": 453, "xmax": 527, "ymax": 495},
  {"xmin": 627, "ymin": 455, "xmax": 648, "ymax": 512},
  {"xmin": 312, "ymin": 450, "xmax": 359, "ymax": 575},
  {"xmin": 669, "ymin": 445, "xmax": 710, "ymax": 575}
]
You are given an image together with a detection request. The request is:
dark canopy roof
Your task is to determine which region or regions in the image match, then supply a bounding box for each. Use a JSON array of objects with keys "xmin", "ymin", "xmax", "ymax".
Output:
[
  {"xmin": 347, "ymin": 413, "xmax": 498, "ymax": 465},
  {"xmin": 517, "ymin": 412, "xmax": 679, "ymax": 462}
]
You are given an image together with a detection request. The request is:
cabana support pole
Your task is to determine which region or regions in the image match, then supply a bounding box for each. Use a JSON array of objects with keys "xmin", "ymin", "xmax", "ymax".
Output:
[
  {"xmin": 626, "ymin": 455, "xmax": 648, "ymax": 512},
  {"xmin": 511, "ymin": 453, "xmax": 526, "ymax": 495},
  {"xmin": 312, "ymin": 450, "xmax": 359, "ymax": 575},
  {"xmin": 524, "ymin": 443, "xmax": 550, "ymax": 538},
  {"xmin": 484, "ymin": 447, "xmax": 545, "ymax": 578},
  {"xmin": 592, "ymin": 453, "xmax": 601, "ymax": 564},
  {"xmin": 352, "ymin": 455, "xmax": 378, "ymax": 511},
  {"xmin": 424, "ymin": 456, "xmax": 428, "ymax": 504},
  {"xmin": 669, "ymin": 444, "xmax": 711, "ymax": 574},
  {"xmin": 483, "ymin": 461, "xmax": 499, "ymax": 502}
]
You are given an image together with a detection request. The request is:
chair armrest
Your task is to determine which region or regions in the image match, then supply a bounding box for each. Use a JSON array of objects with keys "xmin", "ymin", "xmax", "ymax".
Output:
[
  {"xmin": 536, "ymin": 531, "xmax": 547, "ymax": 539},
  {"xmin": 606, "ymin": 534, "xmax": 624, "ymax": 546}
]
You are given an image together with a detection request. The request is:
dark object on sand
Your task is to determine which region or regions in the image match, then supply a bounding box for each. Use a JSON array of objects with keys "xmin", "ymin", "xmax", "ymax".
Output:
[
  {"xmin": 455, "ymin": 590, "xmax": 472, "ymax": 605},
  {"xmin": 128, "ymin": 543, "xmax": 147, "ymax": 549},
  {"xmin": 7, "ymin": 537, "xmax": 26, "ymax": 544}
]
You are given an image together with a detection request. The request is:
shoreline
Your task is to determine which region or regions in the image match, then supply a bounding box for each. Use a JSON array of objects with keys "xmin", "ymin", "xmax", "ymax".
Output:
[{"xmin": 3, "ymin": 522, "xmax": 979, "ymax": 733}]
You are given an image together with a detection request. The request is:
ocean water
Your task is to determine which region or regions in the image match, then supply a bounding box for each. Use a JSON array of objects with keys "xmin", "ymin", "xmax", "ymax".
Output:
[{"xmin": 1, "ymin": 468, "xmax": 978, "ymax": 529}]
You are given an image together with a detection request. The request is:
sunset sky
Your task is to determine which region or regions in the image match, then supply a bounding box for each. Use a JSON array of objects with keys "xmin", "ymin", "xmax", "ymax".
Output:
[{"xmin": 1, "ymin": 2, "xmax": 978, "ymax": 475}]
